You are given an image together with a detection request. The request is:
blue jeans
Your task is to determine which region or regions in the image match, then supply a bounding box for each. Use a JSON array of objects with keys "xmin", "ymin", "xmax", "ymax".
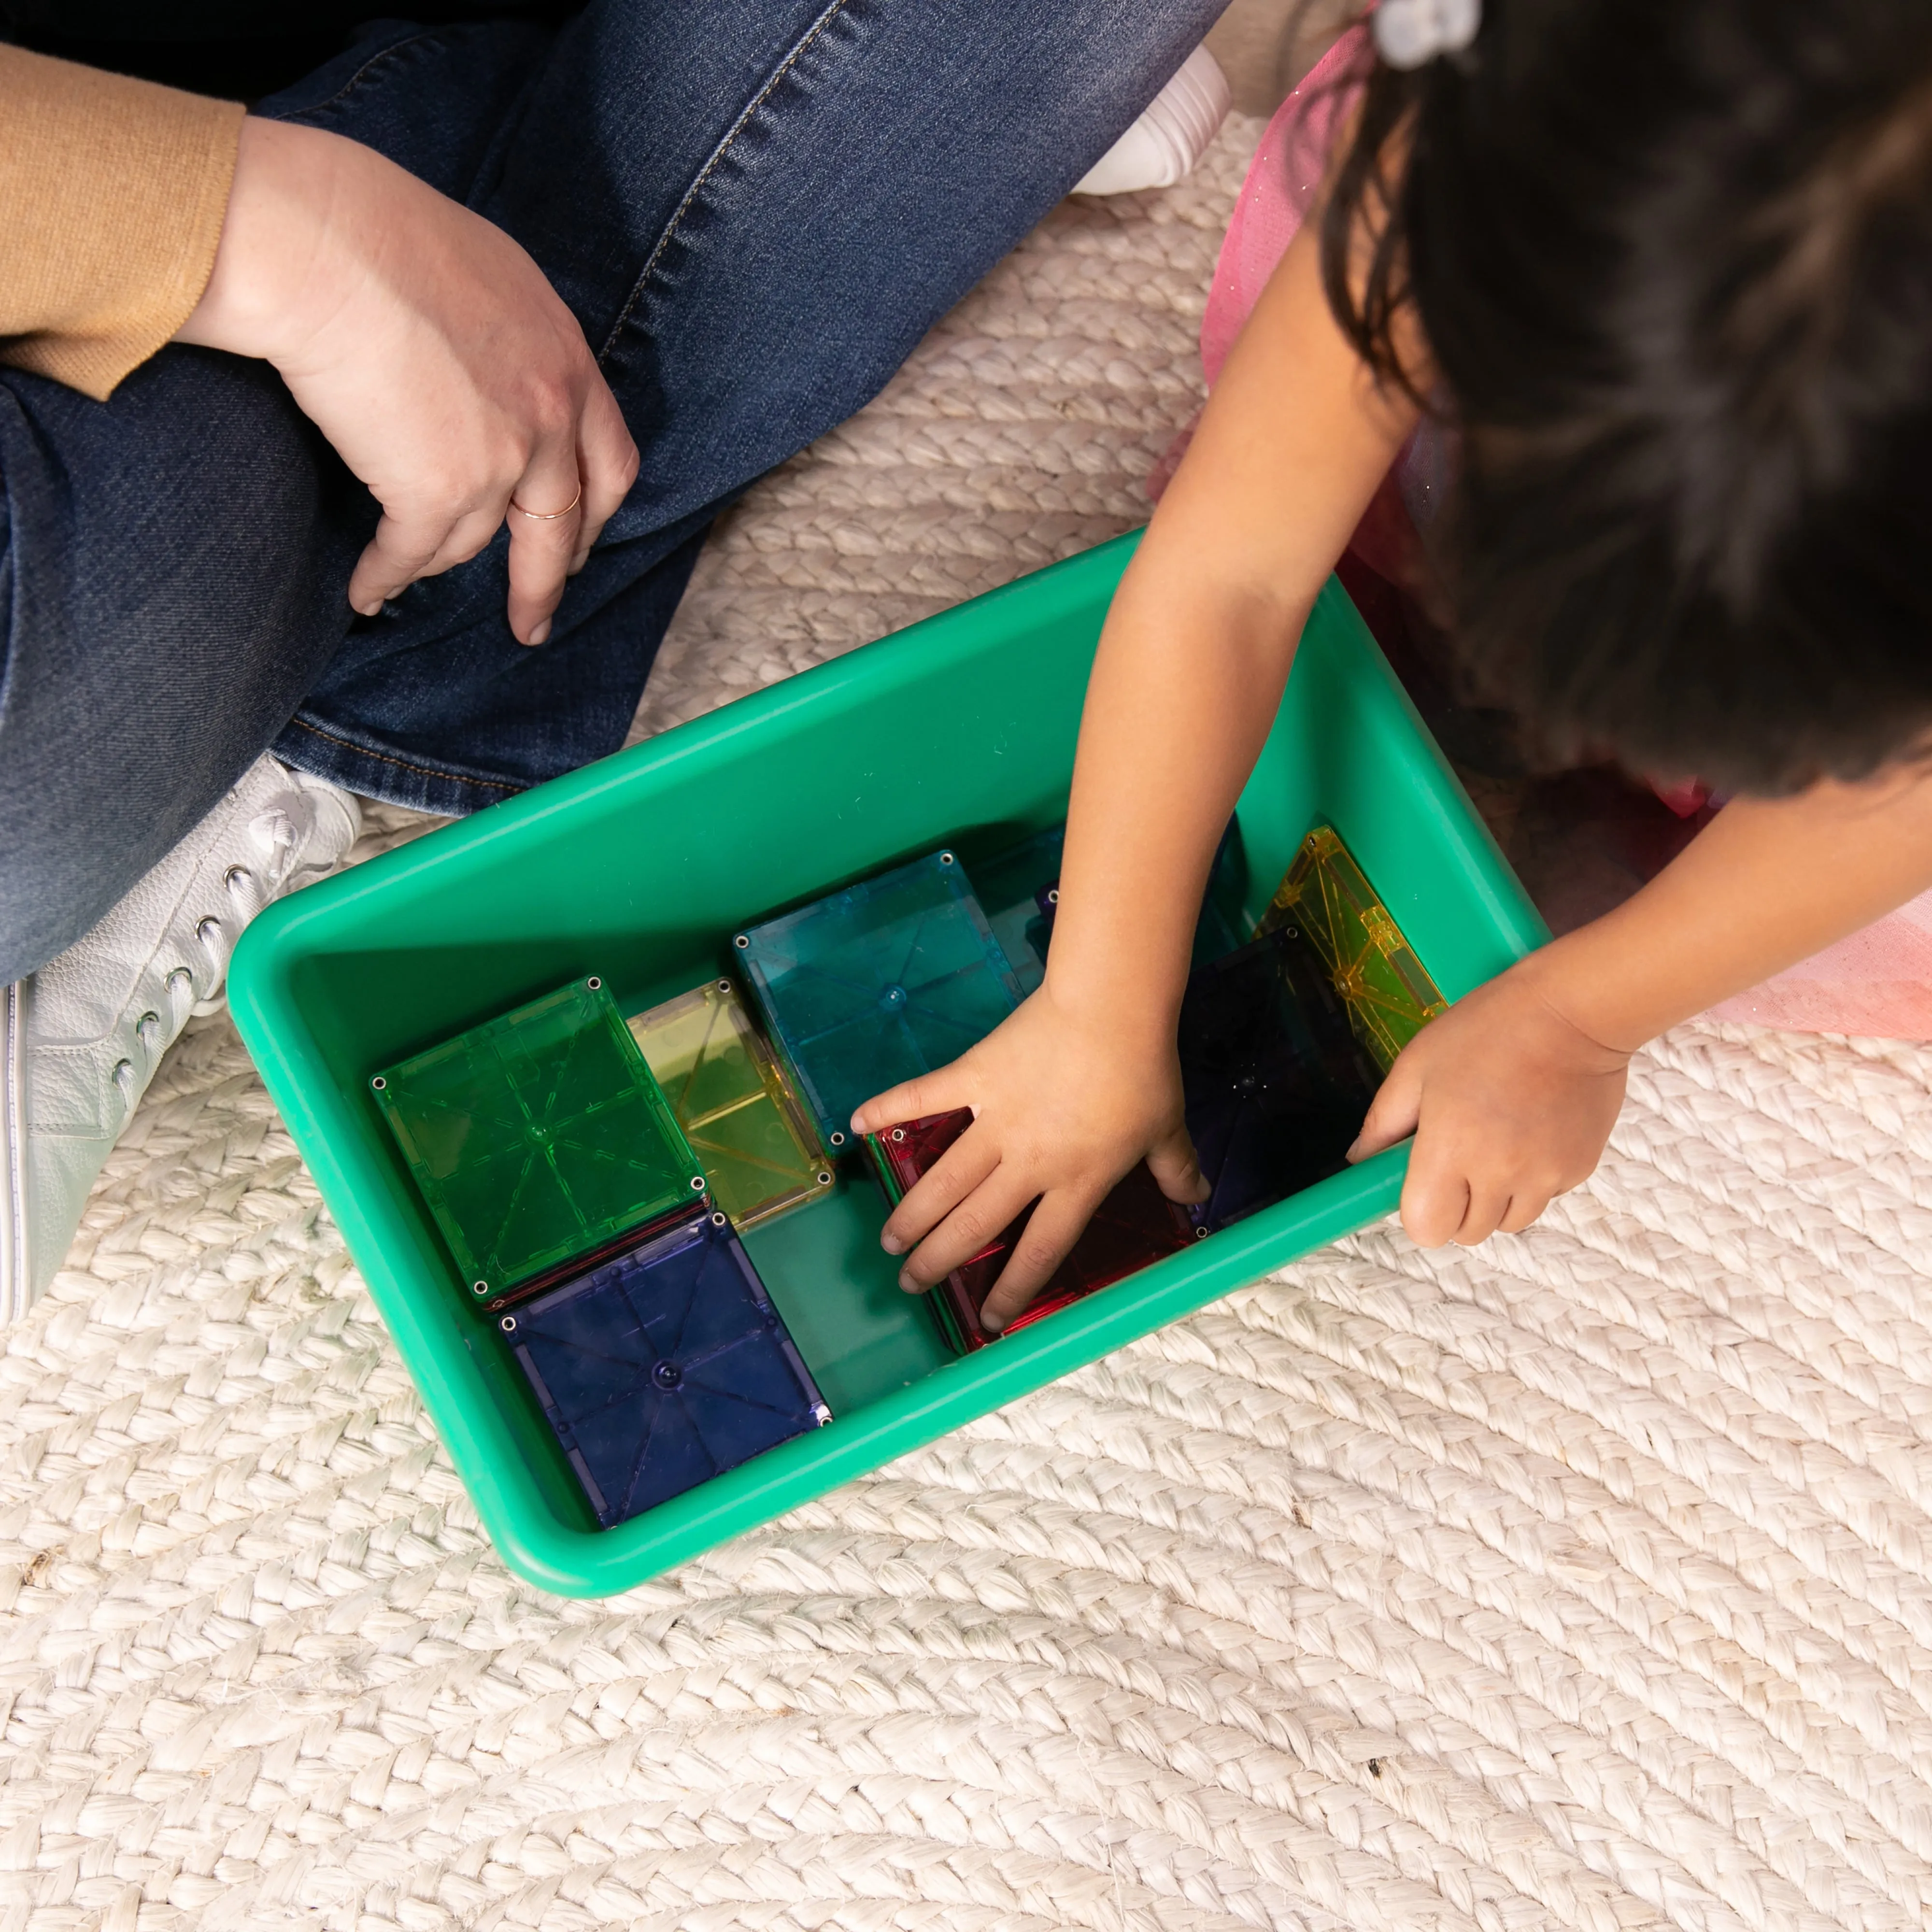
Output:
[{"xmin": 0, "ymin": 0, "xmax": 1224, "ymax": 983}]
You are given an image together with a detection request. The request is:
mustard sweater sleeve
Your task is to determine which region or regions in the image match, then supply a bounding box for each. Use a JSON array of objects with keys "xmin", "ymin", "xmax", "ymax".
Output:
[{"xmin": 0, "ymin": 44, "xmax": 243, "ymax": 401}]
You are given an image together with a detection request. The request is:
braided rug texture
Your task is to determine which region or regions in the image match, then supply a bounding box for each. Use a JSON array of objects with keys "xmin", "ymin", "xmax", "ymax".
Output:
[{"xmin": 8, "ymin": 120, "xmax": 1932, "ymax": 1932}]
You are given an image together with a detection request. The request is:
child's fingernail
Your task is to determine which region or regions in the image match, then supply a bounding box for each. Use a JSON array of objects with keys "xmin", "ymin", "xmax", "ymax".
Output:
[
  {"xmin": 880, "ymin": 1232, "xmax": 904, "ymax": 1256},
  {"xmin": 529, "ymin": 621, "xmax": 551, "ymax": 646},
  {"xmin": 1344, "ymin": 1139, "xmax": 1363, "ymax": 1162},
  {"xmin": 898, "ymin": 1271, "xmax": 917, "ymax": 1293}
]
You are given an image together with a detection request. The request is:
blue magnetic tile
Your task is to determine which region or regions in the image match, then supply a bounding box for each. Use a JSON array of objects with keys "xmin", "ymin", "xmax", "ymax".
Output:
[
  {"xmin": 1178, "ymin": 927, "xmax": 1379, "ymax": 1231},
  {"xmin": 506, "ymin": 1208, "xmax": 829, "ymax": 1527},
  {"xmin": 736, "ymin": 850, "xmax": 1023, "ymax": 1146}
]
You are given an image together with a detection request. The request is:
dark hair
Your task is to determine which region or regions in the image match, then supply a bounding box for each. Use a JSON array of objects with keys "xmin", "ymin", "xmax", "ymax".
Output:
[{"xmin": 1319, "ymin": 0, "xmax": 1932, "ymax": 796}]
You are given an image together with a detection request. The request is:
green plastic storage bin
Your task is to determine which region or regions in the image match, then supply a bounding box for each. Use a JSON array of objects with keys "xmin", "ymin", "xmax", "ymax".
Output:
[{"xmin": 229, "ymin": 531, "xmax": 1547, "ymax": 1598}]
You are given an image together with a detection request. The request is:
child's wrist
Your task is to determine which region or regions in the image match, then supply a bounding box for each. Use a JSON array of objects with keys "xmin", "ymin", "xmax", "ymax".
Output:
[
  {"xmin": 1507, "ymin": 944, "xmax": 1652, "ymax": 1061},
  {"xmin": 1037, "ymin": 963, "xmax": 1182, "ymax": 1052}
]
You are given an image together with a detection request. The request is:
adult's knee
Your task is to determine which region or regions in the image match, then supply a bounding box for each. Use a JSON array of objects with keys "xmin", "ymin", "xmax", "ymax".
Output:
[{"xmin": 0, "ymin": 349, "xmax": 361, "ymax": 980}]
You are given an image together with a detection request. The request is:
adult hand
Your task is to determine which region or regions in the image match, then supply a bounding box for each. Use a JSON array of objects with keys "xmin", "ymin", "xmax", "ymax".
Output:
[
  {"xmin": 177, "ymin": 115, "xmax": 637, "ymax": 644},
  {"xmin": 851, "ymin": 986, "xmax": 1209, "ymax": 1335},
  {"xmin": 1348, "ymin": 961, "xmax": 1630, "ymax": 1245}
]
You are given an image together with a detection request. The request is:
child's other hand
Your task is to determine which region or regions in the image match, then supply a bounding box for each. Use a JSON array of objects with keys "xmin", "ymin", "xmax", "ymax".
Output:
[
  {"xmin": 850, "ymin": 989, "xmax": 1209, "ymax": 1333},
  {"xmin": 1348, "ymin": 963, "xmax": 1631, "ymax": 1246}
]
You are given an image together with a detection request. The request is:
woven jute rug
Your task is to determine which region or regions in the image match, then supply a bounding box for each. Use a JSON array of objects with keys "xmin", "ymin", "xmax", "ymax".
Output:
[{"xmin": 8, "ymin": 120, "xmax": 1932, "ymax": 1932}]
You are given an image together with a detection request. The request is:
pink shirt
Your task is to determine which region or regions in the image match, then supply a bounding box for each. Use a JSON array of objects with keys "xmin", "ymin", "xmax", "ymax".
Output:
[{"xmin": 1197, "ymin": 29, "xmax": 1932, "ymax": 1036}]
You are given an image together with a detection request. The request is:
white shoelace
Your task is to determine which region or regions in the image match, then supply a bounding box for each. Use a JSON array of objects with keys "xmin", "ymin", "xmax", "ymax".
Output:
[
  {"xmin": 190, "ymin": 863, "xmax": 268, "ymax": 992},
  {"xmin": 108, "ymin": 863, "xmax": 275, "ymax": 1125}
]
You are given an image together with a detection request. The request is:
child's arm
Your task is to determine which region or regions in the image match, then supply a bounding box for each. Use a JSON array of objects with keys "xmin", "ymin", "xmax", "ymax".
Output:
[
  {"xmin": 1352, "ymin": 769, "xmax": 1932, "ymax": 1243},
  {"xmin": 850, "ymin": 217, "xmax": 1416, "ymax": 1325}
]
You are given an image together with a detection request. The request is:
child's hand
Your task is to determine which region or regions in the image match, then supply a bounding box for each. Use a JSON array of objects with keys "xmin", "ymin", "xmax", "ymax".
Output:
[
  {"xmin": 1348, "ymin": 963, "xmax": 1631, "ymax": 1246},
  {"xmin": 850, "ymin": 988, "xmax": 1210, "ymax": 1333}
]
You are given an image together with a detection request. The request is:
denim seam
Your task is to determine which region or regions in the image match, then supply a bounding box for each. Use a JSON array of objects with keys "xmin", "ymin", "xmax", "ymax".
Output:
[
  {"xmin": 595, "ymin": 0, "xmax": 856, "ymax": 366},
  {"xmin": 283, "ymin": 716, "xmax": 522, "ymax": 795},
  {"xmin": 285, "ymin": 31, "xmax": 446, "ymax": 124}
]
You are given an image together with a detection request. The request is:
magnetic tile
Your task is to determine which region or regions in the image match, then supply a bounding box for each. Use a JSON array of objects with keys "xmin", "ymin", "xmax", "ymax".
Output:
[
  {"xmin": 476, "ymin": 1205, "xmax": 704, "ymax": 1316},
  {"xmin": 629, "ymin": 979, "xmax": 834, "ymax": 1230},
  {"xmin": 867, "ymin": 1108, "xmax": 1194, "ymax": 1352},
  {"xmin": 867, "ymin": 1107, "xmax": 972, "ymax": 1208},
  {"xmin": 1257, "ymin": 824, "xmax": 1448, "ymax": 1071},
  {"xmin": 736, "ymin": 851, "xmax": 1023, "ymax": 1149},
  {"xmin": 970, "ymin": 825, "xmax": 1065, "ymax": 996},
  {"xmin": 971, "ymin": 817, "xmax": 1247, "ymax": 990},
  {"xmin": 504, "ymin": 1206, "xmax": 830, "ymax": 1528},
  {"xmin": 1179, "ymin": 927, "xmax": 1380, "ymax": 1231},
  {"xmin": 1193, "ymin": 817, "xmax": 1251, "ymax": 966},
  {"xmin": 373, "ymin": 976, "xmax": 706, "ymax": 1300}
]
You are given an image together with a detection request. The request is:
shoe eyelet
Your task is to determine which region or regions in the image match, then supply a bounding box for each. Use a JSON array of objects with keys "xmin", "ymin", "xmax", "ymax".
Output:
[
  {"xmin": 197, "ymin": 916, "xmax": 224, "ymax": 946},
  {"xmin": 136, "ymin": 1011, "xmax": 160, "ymax": 1047},
  {"xmin": 224, "ymin": 865, "xmax": 254, "ymax": 890},
  {"xmin": 166, "ymin": 967, "xmax": 194, "ymax": 996}
]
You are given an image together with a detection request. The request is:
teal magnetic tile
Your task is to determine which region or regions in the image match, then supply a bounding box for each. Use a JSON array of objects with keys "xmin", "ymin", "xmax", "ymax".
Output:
[{"xmin": 736, "ymin": 851, "xmax": 1023, "ymax": 1148}]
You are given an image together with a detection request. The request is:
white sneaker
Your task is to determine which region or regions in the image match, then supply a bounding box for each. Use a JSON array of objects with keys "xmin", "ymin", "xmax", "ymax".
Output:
[
  {"xmin": 0, "ymin": 755, "xmax": 360, "ymax": 1320},
  {"xmin": 1074, "ymin": 46, "xmax": 1232, "ymax": 196}
]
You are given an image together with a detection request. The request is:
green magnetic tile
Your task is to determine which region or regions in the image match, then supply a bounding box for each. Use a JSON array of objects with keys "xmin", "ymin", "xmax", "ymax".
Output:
[
  {"xmin": 374, "ymin": 976, "xmax": 705, "ymax": 1297},
  {"xmin": 628, "ymin": 980, "xmax": 834, "ymax": 1231}
]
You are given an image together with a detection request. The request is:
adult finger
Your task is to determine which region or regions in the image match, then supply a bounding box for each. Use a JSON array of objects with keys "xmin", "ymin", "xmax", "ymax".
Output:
[
  {"xmin": 978, "ymin": 1186, "xmax": 1104, "ymax": 1333},
  {"xmin": 896, "ymin": 1166, "xmax": 1036, "ymax": 1294},
  {"xmin": 505, "ymin": 439, "xmax": 584, "ymax": 645},
  {"xmin": 849, "ymin": 1063, "xmax": 975, "ymax": 1142},
  {"xmin": 348, "ymin": 503, "xmax": 461, "ymax": 616},
  {"xmin": 881, "ymin": 1125, "xmax": 999, "ymax": 1255},
  {"xmin": 421, "ymin": 502, "xmax": 518, "ymax": 578},
  {"xmin": 570, "ymin": 372, "xmax": 638, "ymax": 572}
]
